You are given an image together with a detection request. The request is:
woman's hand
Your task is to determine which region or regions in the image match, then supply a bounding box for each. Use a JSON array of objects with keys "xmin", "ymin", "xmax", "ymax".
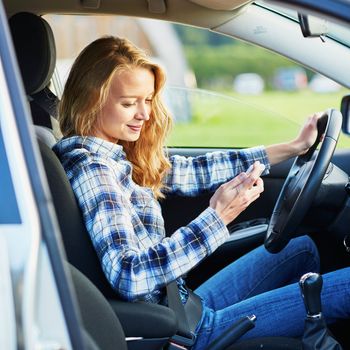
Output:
[
  {"xmin": 266, "ymin": 112, "xmax": 323, "ymax": 165},
  {"xmin": 292, "ymin": 112, "xmax": 322, "ymax": 155},
  {"xmin": 210, "ymin": 161, "xmax": 265, "ymax": 225}
]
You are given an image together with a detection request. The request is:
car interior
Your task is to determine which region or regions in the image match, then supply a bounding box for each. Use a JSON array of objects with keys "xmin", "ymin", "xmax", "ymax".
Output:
[{"xmin": 3, "ymin": 1, "xmax": 350, "ymax": 349}]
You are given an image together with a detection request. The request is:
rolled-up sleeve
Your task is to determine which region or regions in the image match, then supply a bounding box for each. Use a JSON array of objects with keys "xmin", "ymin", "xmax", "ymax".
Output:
[{"xmin": 164, "ymin": 146, "xmax": 270, "ymax": 196}]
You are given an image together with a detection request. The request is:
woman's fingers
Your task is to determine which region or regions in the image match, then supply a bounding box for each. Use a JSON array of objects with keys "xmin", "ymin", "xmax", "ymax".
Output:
[
  {"xmin": 231, "ymin": 177, "xmax": 264, "ymax": 208},
  {"xmin": 253, "ymin": 177, "xmax": 264, "ymax": 191},
  {"xmin": 222, "ymin": 172, "xmax": 248, "ymax": 189},
  {"xmin": 210, "ymin": 163, "xmax": 265, "ymax": 225},
  {"xmin": 223, "ymin": 161, "xmax": 265, "ymax": 193},
  {"xmin": 234, "ymin": 162, "xmax": 265, "ymax": 192}
]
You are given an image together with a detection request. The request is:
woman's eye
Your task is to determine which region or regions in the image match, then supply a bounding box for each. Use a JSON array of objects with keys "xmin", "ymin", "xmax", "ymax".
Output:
[
  {"xmin": 145, "ymin": 99, "xmax": 153, "ymax": 104},
  {"xmin": 122, "ymin": 103, "xmax": 135, "ymax": 108}
]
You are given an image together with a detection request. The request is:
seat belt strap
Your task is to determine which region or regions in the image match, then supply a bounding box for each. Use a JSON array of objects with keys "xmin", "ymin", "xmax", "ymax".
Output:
[
  {"xmin": 31, "ymin": 87, "xmax": 59, "ymax": 118},
  {"xmin": 166, "ymin": 281, "xmax": 194, "ymax": 342}
]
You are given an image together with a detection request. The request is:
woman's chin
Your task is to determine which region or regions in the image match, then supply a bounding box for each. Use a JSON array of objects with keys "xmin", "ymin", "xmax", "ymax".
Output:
[{"xmin": 122, "ymin": 134, "xmax": 141, "ymax": 142}]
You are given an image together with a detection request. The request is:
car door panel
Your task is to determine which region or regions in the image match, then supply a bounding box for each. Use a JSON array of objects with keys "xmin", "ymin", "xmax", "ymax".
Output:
[{"xmin": 333, "ymin": 149, "xmax": 350, "ymax": 174}]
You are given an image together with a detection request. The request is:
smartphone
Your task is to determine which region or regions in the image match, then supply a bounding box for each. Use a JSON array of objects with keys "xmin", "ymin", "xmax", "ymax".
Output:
[{"xmin": 246, "ymin": 162, "xmax": 265, "ymax": 176}]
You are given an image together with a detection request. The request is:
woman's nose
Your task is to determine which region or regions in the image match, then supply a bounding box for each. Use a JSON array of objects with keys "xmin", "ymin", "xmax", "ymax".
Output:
[{"xmin": 136, "ymin": 103, "xmax": 150, "ymax": 120}]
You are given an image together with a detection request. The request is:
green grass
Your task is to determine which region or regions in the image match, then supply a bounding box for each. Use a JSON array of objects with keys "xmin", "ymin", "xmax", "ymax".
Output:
[{"xmin": 167, "ymin": 89, "xmax": 350, "ymax": 148}]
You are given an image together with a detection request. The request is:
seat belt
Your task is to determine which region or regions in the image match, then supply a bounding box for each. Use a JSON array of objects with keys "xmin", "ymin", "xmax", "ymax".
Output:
[
  {"xmin": 166, "ymin": 281, "xmax": 197, "ymax": 348},
  {"xmin": 31, "ymin": 86, "xmax": 59, "ymax": 117},
  {"xmin": 29, "ymin": 86, "xmax": 59, "ymax": 130}
]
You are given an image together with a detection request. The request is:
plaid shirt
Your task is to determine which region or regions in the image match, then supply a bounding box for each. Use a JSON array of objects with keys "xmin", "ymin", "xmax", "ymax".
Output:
[{"xmin": 53, "ymin": 136, "xmax": 269, "ymax": 303}]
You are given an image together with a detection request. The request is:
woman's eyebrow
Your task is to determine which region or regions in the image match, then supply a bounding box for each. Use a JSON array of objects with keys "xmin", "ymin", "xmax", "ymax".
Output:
[{"xmin": 119, "ymin": 93, "xmax": 154, "ymax": 98}]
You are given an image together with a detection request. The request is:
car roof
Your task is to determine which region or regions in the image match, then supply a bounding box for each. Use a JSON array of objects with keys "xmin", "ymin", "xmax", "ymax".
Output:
[
  {"xmin": 4, "ymin": 0, "xmax": 350, "ymax": 33},
  {"xmin": 4, "ymin": 0, "xmax": 250, "ymax": 29}
]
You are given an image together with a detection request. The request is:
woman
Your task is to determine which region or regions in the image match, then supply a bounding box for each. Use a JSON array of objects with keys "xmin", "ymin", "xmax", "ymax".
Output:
[{"xmin": 53, "ymin": 36, "xmax": 350, "ymax": 348}]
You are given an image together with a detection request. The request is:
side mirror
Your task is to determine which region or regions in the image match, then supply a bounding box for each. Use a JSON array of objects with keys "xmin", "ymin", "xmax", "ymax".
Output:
[
  {"xmin": 341, "ymin": 95, "xmax": 350, "ymax": 135},
  {"xmin": 298, "ymin": 13, "xmax": 329, "ymax": 38}
]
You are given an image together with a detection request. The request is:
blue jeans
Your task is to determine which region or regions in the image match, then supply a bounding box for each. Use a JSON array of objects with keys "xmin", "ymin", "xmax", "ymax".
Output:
[{"xmin": 191, "ymin": 235, "xmax": 350, "ymax": 349}]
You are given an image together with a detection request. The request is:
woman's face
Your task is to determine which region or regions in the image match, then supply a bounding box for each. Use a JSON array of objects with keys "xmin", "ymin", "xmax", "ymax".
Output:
[{"xmin": 94, "ymin": 67, "xmax": 155, "ymax": 143}]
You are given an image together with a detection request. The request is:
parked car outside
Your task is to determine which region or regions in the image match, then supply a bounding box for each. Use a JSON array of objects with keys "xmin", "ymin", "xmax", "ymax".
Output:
[
  {"xmin": 309, "ymin": 73, "xmax": 342, "ymax": 93},
  {"xmin": 273, "ymin": 67, "xmax": 308, "ymax": 91},
  {"xmin": 233, "ymin": 73, "xmax": 265, "ymax": 95}
]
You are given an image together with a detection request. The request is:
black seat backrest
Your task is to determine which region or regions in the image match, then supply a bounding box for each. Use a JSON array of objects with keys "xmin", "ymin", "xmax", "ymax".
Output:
[
  {"xmin": 39, "ymin": 139, "xmax": 118, "ymax": 299},
  {"xmin": 69, "ymin": 263, "xmax": 127, "ymax": 350},
  {"xmin": 39, "ymin": 131, "xmax": 178, "ymax": 341}
]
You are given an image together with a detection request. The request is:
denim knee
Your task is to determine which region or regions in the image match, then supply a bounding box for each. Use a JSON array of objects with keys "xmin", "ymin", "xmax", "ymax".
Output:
[{"xmin": 289, "ymin": 235, "xmax": 320, "ymax": 273}]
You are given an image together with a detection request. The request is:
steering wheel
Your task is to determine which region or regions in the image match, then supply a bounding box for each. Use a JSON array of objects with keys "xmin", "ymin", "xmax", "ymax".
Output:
[{"xmin": 264, "ymin": 109, "xmax": 343, "ymax": 254}]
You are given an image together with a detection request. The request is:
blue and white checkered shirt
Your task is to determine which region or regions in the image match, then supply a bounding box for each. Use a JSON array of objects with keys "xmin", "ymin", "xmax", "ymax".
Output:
[{"xmin": 53, "ymin": 136, "xmax": 270, "ymax": 304}]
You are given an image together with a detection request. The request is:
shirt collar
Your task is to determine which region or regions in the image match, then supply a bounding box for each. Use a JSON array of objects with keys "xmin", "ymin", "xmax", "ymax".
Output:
[{"xmin": 54, "ymin": 136, "xmax": 126, "ymax": 161}]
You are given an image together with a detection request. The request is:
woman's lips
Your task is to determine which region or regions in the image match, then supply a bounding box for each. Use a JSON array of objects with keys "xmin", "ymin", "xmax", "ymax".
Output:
[{"xmin": 127, "ymin": 125, "xmax": 142, "ymax": 132}]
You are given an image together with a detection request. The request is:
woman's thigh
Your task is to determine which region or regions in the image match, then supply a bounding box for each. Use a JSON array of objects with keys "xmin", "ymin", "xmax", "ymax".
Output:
[
  {"xmin": 195, "ymin": 235, "xmax": 320, "ymax": 311},
  {"xmin": 192, "ymin": 267, "xmax": 350, "ymax": 350}
]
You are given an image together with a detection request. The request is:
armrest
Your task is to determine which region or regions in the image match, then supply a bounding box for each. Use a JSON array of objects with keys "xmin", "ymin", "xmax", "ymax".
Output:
[{"xmin": 109, "ymin": 299, "xmax": 178, "ymax": 339}]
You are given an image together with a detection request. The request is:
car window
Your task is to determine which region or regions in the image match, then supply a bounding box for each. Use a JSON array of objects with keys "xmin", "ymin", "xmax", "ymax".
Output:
[
  {"xmin": 164, "ymin": 86, "xmax": 301, "ymax": 147},
  {"xmin": 45, "ymin": 14, "xmax": 350, "ymax": 148}
]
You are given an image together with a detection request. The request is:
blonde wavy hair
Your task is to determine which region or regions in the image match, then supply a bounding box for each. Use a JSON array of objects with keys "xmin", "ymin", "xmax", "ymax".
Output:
[{"xmin": 59, "ymin": 36, "xmax": 173, "ymax": 198}]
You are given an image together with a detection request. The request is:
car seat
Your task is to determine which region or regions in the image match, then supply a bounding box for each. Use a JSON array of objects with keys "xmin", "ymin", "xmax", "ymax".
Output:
[{"xmin": 9, "ymin": 11, "xmax": 303, "ymax": 350}]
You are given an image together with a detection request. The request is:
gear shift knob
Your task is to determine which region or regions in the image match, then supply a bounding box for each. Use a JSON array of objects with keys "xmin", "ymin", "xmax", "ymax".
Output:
[{"xmin": 299, "ymin": 272, "xmax": 323, "ymax": 317}]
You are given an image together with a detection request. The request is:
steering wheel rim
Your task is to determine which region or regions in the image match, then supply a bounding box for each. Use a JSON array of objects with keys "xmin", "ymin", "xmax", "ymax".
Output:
[{"xmin": 264, "ymin": 109, "xmax": 343, "ymax": 254}]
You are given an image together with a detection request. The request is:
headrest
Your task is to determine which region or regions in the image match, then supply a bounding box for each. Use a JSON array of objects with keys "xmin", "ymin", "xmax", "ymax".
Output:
[{"xmin": 9, "ymin": 12, "xmax": 56, "ymax": 95}]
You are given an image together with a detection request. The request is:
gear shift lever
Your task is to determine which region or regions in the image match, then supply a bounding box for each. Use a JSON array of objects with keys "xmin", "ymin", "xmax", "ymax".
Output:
[
  {"xmin": 299, "ymin": 272, "xmax": 323, "ymax": 318},
  {"xmin": 299, "ymin": 272, "xmax": 342, "ymax": 350}
]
